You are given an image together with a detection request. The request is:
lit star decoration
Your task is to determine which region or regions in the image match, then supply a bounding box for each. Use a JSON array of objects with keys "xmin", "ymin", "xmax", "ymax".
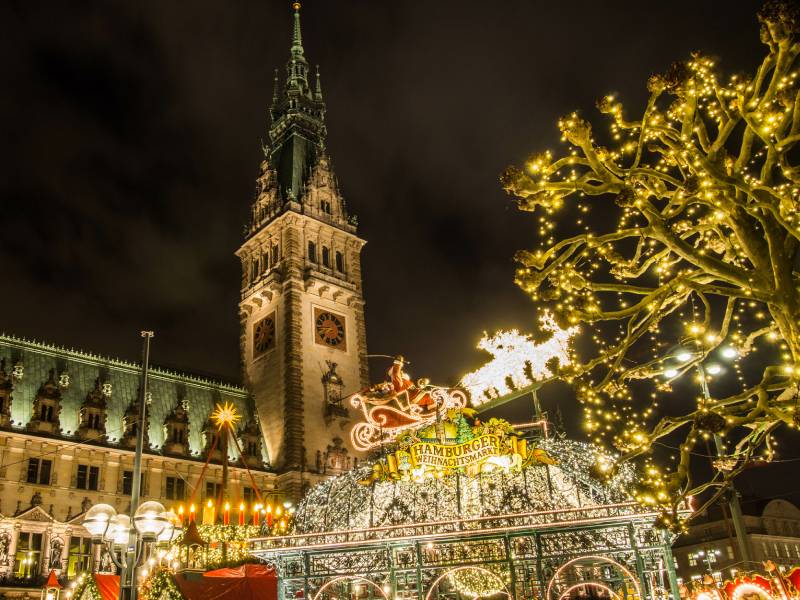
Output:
[
  {"xmin": 211, "ymin": 401, "xmax": 240, "ymax": 430},
  {"xmin": 500, "ymin": 2, "xmax": 800, "ymax": 528},
  {"xmin": 460, "ymin": 312, "xmax": 578, "ymax": 404}
]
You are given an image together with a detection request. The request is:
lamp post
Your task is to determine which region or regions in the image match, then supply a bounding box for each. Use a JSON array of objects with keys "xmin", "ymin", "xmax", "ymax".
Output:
[
  {"xmin": 82, "ymin": 331, "xmax": 165, "ymax": 600},
  {"xmin": 692, "ymin": 548, "xmax": 722, "ymax": 574},
  {"xmin": 663, "ymin": 341, "xmax": 754, "ymax": 565},
  {"xmin": 82, "ymin": 502, "xmax": 172, "ymax": 600}
]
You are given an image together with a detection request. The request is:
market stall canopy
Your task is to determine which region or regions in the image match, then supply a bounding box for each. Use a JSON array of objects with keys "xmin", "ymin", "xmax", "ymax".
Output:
[
  {"xmin": 94, "ymin": 574, "xmax": 119, "ymax": 600},
  {"xmin": 173, "ymin": 563, "xmax": 277, "ymax": 600}
]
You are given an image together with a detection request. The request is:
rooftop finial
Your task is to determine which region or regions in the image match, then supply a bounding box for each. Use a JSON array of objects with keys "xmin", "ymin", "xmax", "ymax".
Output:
[
  {"xmin": 291, "ymin": 2, "xmax": 304, "ymax": 58},
  {"xmin": 314, "ymin": 65, "xmax": 323, "ymax": 100}
]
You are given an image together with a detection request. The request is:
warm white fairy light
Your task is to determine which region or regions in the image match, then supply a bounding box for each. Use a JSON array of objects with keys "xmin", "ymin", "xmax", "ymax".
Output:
[{"xmin": 461, "ymin": 312, "xmax": 578, "ymax": 404}]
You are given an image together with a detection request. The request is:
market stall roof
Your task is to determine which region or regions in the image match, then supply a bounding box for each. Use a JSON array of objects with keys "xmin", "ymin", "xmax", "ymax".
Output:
[
  {"xmin": 94, "ymin": 574, "xmax": 119, "ymax": 600},
  {"xmin": 173, "ymin": 563, "xmax": 277, "ymax": 600},
  {"xmin": 45, "ymin": 570, "xmax": 62, "ymax": 589}
]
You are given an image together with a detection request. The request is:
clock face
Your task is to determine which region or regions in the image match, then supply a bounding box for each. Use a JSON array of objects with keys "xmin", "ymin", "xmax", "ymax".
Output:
[
  {"xmin": 253, "ymin": 313, "xmax": 276, "ymax": 357},
  {"xmin": 314, "ymin": 309, "xmax": 347, "ymax": 350}
]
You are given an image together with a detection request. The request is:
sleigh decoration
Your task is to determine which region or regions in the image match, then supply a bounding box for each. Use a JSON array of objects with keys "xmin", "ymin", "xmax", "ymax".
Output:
[{"xmin": 349, "ymin": 362, "xmax": 467, "ymax": 451}]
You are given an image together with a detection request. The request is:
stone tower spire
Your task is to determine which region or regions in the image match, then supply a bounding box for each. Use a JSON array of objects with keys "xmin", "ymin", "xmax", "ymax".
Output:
[
  {"xmin": 237, "ymin": 2, "xmax": 370, "ymax": 494},
  {"xmin": 260, "ymin": 1, "xmax": 329, "ymax": 212}
]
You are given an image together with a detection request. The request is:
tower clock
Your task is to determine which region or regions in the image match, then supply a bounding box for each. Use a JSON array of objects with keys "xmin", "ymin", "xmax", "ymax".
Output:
[{"xmin": 235, "ymin": 4, "xmax": 369, "ymax": 495}]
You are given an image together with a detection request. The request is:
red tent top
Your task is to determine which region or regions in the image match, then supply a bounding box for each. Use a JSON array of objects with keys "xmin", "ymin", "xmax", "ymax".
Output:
[
  {"xmin": 94, "ymin": 574, "xmax": 120, "ymax": 600},
  {"xmin": 173, "ymin": 564, "xmax": 277, "ymax": 600},
  {"xmin": 44, "ymin": 570, "xmax": 62, "ymax": 589}
]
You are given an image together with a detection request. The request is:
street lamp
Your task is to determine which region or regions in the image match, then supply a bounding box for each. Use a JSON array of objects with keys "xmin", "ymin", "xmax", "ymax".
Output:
[
  {"xmin": 81, "ymin": 331, "xmax": 157, "ymax": 600},
  {"xmin": 660, "ymin": 341, "xmax": 754, "ymax": 565},
  {"xmin": 693, "ymin": 548, "xmax": 722, "ymax": 573},
  {"xmin": 82, "ymin": 501, "xmax": 169, "ymax": 599}
]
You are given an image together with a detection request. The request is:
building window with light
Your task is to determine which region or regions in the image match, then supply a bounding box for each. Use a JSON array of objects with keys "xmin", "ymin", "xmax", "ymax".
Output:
[
  {"xmin": 40, "ymin": 404, "xmax": 55, "ymax": 422},
  {"xmin": 261, "ymin": 251, "xmax": 269, "ymax": 273},
  {"xmin": 206, "ymin": 482, "xmax": 222, "ymax": 500},
  {"xmin": 335, "ymin": 251, "xmax": 344, "ymax": 273},
  {"xmin": 727, "ymin": 545, "xmax": 734, "ymax": 559},
  {"xmin": 121, "ymin": 470, "xmax": 144, "ymax": 495},
  {"xmin": 26, "ymin": 458, "xmax": 51, "ymax": 485},
  {"xmin": 166, "ymin": 476, "xmax": 185, "ymax": 501},
  {"xmin": 14, "ymin": 532, "xmax": 42, "ymax": 578},
  {"xmin": 76, "ymin": 464, "xmax": 99, "ymax": 491},
  {"xmin": 688, "ymin": 554, "xmax": 697, "ymax": 567},
  {"xmin": 67, "ymin": 536, "xmax": 92, "ymax": 577}
]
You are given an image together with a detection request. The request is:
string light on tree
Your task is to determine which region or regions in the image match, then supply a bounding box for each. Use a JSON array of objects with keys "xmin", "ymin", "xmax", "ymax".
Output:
[{"xmin": 500, "ymin": 2, "xmax": 800, "ymax": 526}]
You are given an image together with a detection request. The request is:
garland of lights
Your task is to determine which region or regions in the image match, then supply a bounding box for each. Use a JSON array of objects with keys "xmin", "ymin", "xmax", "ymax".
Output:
[
  {"xmin": 445, "ymin": 565, "xmax": 509, "ymax": 599},
  {"xmin": 141, "ymin": 569, "xmax": 183, "ymax": 600},
  {"xmin": 499, "ymin": 2, "xmax": 800, "ymax": 526},
  {"xmin": 68, "ymin": 573, "xmax": 102, "ymax": 600},
  {"xmin": 293, "ymin": 437, "xmax": 637, "ymax": 538}
]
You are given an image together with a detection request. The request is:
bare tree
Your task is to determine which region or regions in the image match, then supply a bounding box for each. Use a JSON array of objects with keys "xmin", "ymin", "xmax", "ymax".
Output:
[{"xmin": 501, "ymin": 2, "xmax": 800, "ymax": 526}]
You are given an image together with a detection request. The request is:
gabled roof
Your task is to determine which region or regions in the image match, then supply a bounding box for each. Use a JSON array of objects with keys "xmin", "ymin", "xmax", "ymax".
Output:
[{"xmin": 13, "ymin": 505, "xmax": 55, "ymax": 522}]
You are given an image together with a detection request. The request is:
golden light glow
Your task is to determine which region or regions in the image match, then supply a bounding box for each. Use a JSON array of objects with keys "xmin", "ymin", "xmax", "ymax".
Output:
[{"xmin": 211, "ymin": 401, "xmax": 240, "ymax": 430}]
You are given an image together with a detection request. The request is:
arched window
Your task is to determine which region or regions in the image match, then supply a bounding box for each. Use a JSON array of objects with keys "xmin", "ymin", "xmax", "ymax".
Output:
[
  {"xmin": 308, "ymin": 241, "xmax": 317, "ymax": 262},
  {"xmin": 335, "ymin": 251, "xmax": 344, "ymax": 273},
  {"xmin": 322, "ymin": 246, "xmax": 330, "ymax": 267}
]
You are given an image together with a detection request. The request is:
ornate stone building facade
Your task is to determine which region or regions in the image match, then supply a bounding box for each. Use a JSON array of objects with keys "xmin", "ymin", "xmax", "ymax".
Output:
[
  {"xmin": 0, "ymin": 336, "xmax": 275, "ymax": 585},
  {"xmin": 236, "ymin": 4, "xmax": 369, "ymax": 497},
  {"xmin": 0, "ymin": 2, "xmax": 370, "ymax": 588}
]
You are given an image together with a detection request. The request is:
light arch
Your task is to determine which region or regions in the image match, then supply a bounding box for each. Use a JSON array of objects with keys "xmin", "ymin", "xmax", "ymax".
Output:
[
  {"xmin": 546, "ymin": 555, "xmax": 642, "ymax": 600},
  {"xmin": 730, "ymin": 583, "xmax": 775, "ymax": 600},
  {"xmin": 424, "ymin": 565, "xmax": 511, "ymax": 600},
  {"xmin": 558, "ymin": 582, "xmax": 621, "ymax": 600},
  {"xmin": 311, "ymin": 576, "xmax": 388, "ymax": 600}
]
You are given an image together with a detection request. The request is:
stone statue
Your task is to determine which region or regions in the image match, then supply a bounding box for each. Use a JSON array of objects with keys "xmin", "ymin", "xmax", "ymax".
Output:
[
  {"xmin": 49, "ymin": 537, "xmax": 63, "ymax": 570},
  {"xmin": 0, "ymin": 532, "xmax": 10, "ymax": 566}
]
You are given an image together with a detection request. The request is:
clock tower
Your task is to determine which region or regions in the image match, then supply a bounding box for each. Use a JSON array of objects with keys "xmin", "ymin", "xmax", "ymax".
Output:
[{"xmin": 236, "ymin": 3, "xmax": 369, "ymax": 495}]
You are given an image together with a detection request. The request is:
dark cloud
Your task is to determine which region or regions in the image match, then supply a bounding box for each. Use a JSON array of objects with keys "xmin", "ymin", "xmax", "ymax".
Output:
[{"xmin": 3, "ymin": 0, "xmax": 785, "ymax": 457}]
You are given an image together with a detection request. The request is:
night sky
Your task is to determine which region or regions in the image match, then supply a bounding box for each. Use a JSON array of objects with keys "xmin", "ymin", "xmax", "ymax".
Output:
[{"xmin": 6, "ymin": 0, "xmax": 797, "ymax": 500}]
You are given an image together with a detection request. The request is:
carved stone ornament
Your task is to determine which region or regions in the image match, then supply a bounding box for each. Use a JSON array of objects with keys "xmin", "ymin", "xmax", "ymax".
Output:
[
  {"xmin": 11, "ymin": 362, "xmax": 23, "ymax": 382},
  {"xmin": 58, "ymin": 371, "xmax": 70, "ymax": 389}
]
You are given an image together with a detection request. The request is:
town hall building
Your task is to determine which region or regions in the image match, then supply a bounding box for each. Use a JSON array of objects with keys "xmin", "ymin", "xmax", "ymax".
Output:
[{"xmin": 0, "ymin": 2, "xmax": 367, "ymax": 585}]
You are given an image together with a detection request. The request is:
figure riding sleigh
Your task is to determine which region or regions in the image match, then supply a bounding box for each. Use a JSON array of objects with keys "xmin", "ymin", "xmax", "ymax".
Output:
[{"xmin": 350, "ymin": 356, "xmax": 467, "ymax": 451}]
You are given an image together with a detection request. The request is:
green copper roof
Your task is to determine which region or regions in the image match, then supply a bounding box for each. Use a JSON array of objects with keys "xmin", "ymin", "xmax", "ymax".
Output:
[
  {"xmin": 268, "ymin": 2, "xmax": 327, "ymax": 202},
  {"xmin": 0, "ymin": 334, "xmax": 269, "ymax": 465}
]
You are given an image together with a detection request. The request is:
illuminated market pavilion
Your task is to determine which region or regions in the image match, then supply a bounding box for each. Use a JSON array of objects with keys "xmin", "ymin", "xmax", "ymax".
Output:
[{"xmin": 246, "ymin": 382, "xmax": 682, "ymax": 600}]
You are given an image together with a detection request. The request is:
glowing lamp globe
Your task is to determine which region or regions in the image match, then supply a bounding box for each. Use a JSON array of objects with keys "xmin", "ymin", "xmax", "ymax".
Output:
[
  {"xmin": 106, "ymin": 514, "xmax": 132, "ymax": 547},
  {"xmin": 134, "ymin": 501, "xmax": 168, "ymax": 540},
  {"xmin": 82, "ymin": 504, "xmax": 117, "ymax": 540},
  {"xmin": 156, "ymin": 513, "xmax": 176, "ymax": 543}
]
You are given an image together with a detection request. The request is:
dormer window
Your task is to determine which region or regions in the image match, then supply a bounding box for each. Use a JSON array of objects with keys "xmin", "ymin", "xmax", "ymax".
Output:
[{"xmin": 40, "ymin": 405, "xmax": 54, "ymax": 422}]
